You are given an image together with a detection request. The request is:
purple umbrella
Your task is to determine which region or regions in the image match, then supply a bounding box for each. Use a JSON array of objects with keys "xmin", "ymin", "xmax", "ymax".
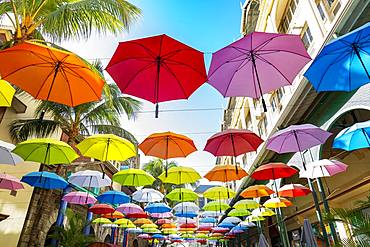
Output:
[
  {"xmin": 62, "ymin": 191, "xmax": 97, "ymax": 205},
  {"xmin": 116, "ymin": 203, "xmax": 143, "ymax": 215},
  {"xmin": 208, "ymin": 32, "xmax": 311, "ymax": 111},
  {"xmin": 0, "ymin": 173, "xmax": 24, "ymax": 190}
]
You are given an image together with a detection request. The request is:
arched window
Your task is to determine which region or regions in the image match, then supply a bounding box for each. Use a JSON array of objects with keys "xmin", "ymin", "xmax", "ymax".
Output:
[{"xmin": 242, "ymin": 0, "xmax": 260, "ymax": 35}]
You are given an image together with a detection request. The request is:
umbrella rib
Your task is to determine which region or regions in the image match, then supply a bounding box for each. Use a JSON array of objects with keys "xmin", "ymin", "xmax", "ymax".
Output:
[
  {"xmin": 118, "ymin": 62, "xmax": 156, "ymax": 93},
  {"xmin": 256, "ymin": 49, "xmax": 311, "ymax": 59},
  {"xmin": 162, "ymin": 58, "xmax": 207, "ymax": 77},
  {"xmin": 297, "ymin": 129, "xmax": 329, "ymax": 146},
  {"xmin": 1, "ymin": 62, "xmax": 51, "ymax": 78},
  {"xmin": 59, "ymin": 66, "xmax": 74, "ymax": 106},
  {"xmin": 161, "ymin": 48, "xmax": 202, "ymax": 60},
  {"xmin": 161, "ymin": 63, "xmax": 188, "ymax": 98},
  {"xmin": 223, "ymin": 57, "xmax": 253, "ymax": 96},
  {"xmin": 255, "ymin": 55, "xmax": 292, "ymax": 84},
  {"xmin": 106, "ymin": 57, "xmax": 156, "ymax": 68},
  {"xmin": 123, "ymin": 41, "xmax": 158, "ymax": 59},
  {"xmin": 207, "ymin": 53, "xmax": 249, "ymax": 78}
]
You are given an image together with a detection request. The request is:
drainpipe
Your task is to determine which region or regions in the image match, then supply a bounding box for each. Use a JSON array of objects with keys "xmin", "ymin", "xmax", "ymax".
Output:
[{"xmin": 51, "ymin": 186, "xmax": 72, "ymax": 246}]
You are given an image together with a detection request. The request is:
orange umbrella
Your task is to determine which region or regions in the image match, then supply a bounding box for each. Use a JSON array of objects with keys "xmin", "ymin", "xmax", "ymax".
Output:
[
  {"xmin": 102, "ymin": 211, "xmax": 125, "ymax": 219},
  {"xmin": 0, "ymin": 41, "xmax": 104, "ymax": 107},
  {"xmin": 161, "ymin": 223, "xmax": 177, "ymax": 229},
  {"xmin": 240, "ymin": 185, "xmax": 275, "ymax": 198},
  {"xmin": 204, "ymin": 164, "xmax": 248, "ymax": 182}
]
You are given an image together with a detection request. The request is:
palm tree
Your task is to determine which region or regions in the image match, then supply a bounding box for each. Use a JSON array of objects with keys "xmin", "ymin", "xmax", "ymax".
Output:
[
  {"xmin": 9, "ymin": 60, "xmax": 141, "ymax": 146},
  {"xmin": 142, "ymin": 158, "xmax": 178, "ymax": 194},
  {"xmin": 48, "ymin": 209, "xmax": 95, "ymax": 247},
  {"xmin": 0, "ymin": 0, "xmax": 140, "ymax": 44}
]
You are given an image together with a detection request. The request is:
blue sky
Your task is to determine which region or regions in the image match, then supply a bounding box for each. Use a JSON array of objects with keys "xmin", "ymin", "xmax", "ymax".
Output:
[{"xmin": 62, "ymin": 0, "xmax": 242, "ymax": 175}]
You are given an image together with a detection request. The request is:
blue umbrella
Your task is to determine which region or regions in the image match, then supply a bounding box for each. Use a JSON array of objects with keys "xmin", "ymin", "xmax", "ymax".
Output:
[
  {"xmin": 333, "ymin": 120, "xmax": 370, "ymax": 151},
  {"xmin": 199, "ymin": 217, "xmax": 217, "ymax": 223},
  {"xmin": 152, "ymin": 233, "xmax": 165, "ymax": 240},
  {"xmin": 97, "ymin": 190, "xmax": 130, "ymax": 204},
  {"xmin": 174, "ymin": 212, "xmax": 198, "ymax": 218},
  {"xmin": 21, "ymin": 171, "xmax": 68, "ymax": 189},
  {"xmin": 218, "ymin": 222, "xmax": 235, "ymax": 229},
  {"xmin": 144, "ymin": 202, "xmax": 171, "ymax": 214},
  {"xmin": 304, "ymin": 22, "xmax": 370, "ymax": 91}
]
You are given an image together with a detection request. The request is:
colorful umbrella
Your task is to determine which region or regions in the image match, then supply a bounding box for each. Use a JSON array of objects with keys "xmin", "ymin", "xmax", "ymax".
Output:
[
  {"xmin": 141, "ymin": 223, "xmax": 158, "ymax": 229},
  {"xmin": 204, "ymin": 164, "xmax": 248, "ymax": 182},
  {"xmin": 0, "ymin": 41, "xmax": 104, "ymax": 106},
  {"xmin": 157, "ymin": 219, "xmax": 172, "ymax": 225},
  {"xmin": 175, "ymin": 211, "xmax": 198, "ymax": 219},
  {"xmin": 138, "ymin": 234, "xmax": 152, "ymax": 240},
  {"xmin": 0, "ymin": 173, "xmax": 24, "ymax": 190},
  {"xmin": 176, "ymin": 217, "xmax": 196, "ymax": 224},
  {"xmin": 208, "ymin": 32, "xmax": 311, "ymax": 111},
  {"xmin": 126, "ymin": 212, "xmax": 149, "ymax": 219},
  {"xmin": 300, "ymin": 159, "xmax": 348, "ymax": 179},
  {"xmin": 263, "ymin": 197, "xmax": 292, "ymax": 208},
  {"xmin": 0, "ymin": 79, "xmax": 15, "ymax": 107},
  {"xmin": 144, "ymin": 202, "xmax": 171, "ymax": 214},
  {"xmin": 199, "ymin": 217, "xmax": 217, "ymax": 223},
  {"xmin": 180, "ymin": 223, "xmax": 197, "ymax": 229},
  {"xmin": 116, "ymin": 203, "xmax": 143, "ymax": 215},
  {"xmin": 97, "ymin": 191, "xmax": 130, "ymax": 204},
  {"xmin": 113, "ymin": 168, "xmax": 155, "ymax": 187},
  {"xmin": 166, "ymin": 188, "xmax": 198, "ymax": 202},
  {"xmin": 134, "ymin": 218, "xmax": 153, "ymax": 225},
  {"xmin": 173, "ymin": 202, "xmax": 200, "ymax": 213},
  {"xmin": 278, "ymin": 184, "xmax": 311, "ymax": 197},
  {"xmin": 132, "ymin": 188, "xmax": 164, "ymax": 203},
  {"xmin": 333, "ymin": 120, "xmax": 370, "ymax": 151},
  {"xmin": 102, "ymin": 211, "xmax": 125, "ymax": 219},
  {"xmin": 21, "ymin": 171, "xmax": 68, "ymax": 189},
  {"xmin": 203, "ymin": 186, "xmax": 236, "ymax": 200},
  {"xmin": 222, "ymin": 217, "xmax": 242, "ymax": 224},
  {"xmin": 304, "ymin": 22, "xmax": 370, "ymax": 92},
  {"xmin": 62, "ymin": 191, "xmax": 97, "ymax": 205},
  {"xmin": 204, "ymin": 129, "xmax": 263, "ymax": 170},
  {"xmin": 152, "ymin": 234, "xmax": 166, "ymax": 240},
  {"xmin": 245, "ymin": 215, "xmax": 265, "ymax": 222},
  {"xmin": 127, "ymin": 228, "xmax": 143, "ymax": 234},
  {"xmin": 239, "ymin": 221, "xmax": 256, "ymax": 227},
  {"xmin": 251, "ymin": 163, "xmax": 298, "ymax": 180},
  {"xmin": 228, "ymin": 208, "xmax": 251, "ymax": 217},
  {"xmin": 162, "ymin": 229, "xmax": 177, "ymax": 235},
  {"xmin": 92, "ymin": 218, "xmax": 112, "ymax": 225},
  {"xmin": 12, "ymin": 138, "xmax": 79, "ymax": 168},
  {"xmin": 161, "ymin": 223, "xmax": 177, "ymax": 229},
  {"xmin": 0, "ymin": 140, "xmax": 23, "ymax": 165},
  {"xmin": 218, "ymin": 222, "xmax": 235, "ymax": 229},
  {"xmin": 211, "ymin": 227, "xmax": 229, "ymax": 233},
  {"xmin": 106, "ymin": 34, "xmax": 207, "ymax": 117},
  {"xmin": 89, "ymin": 204, "xmax": 115, "ymax": 215},
  {"xmin": 151, "ymin": 212, "xmax": 173, "ymax": 218},
  {"xmin": 200, "ymin": 211, "xmax": 224, "ymax": 217},
  {"xmin": 203, "ymin": 201, "xmax": 230, "ymax": 212},
  {"xmin": 76, "ymin": 134, "xmax": 136, "ymax": 162},
  {"xmin": 115, "ymin": 218, "xmax": 135, "ymax": 228},
  {"xmin": 233, "ymin": 199, "xmax": 260, "ymax": 209},
  {"xmin": 240, "ymin": 185, "xmax": 275, "ymax": 198},
  {"xmin": 68, "ymin": 170, "xmax": 111, "ymax": 188},
  {"xmin": 251, "ymin": 208, "xmax": 275, "ymax": 217},
  {"xmin": 158, "ymin": 166, "xmax": 201, "ymax": 184}
]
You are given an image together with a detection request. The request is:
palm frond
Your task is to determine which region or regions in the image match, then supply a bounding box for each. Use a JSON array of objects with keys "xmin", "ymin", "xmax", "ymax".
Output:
[{"xmin": 9, "ymin": 119, "xmax": 60, "ymax": 143}]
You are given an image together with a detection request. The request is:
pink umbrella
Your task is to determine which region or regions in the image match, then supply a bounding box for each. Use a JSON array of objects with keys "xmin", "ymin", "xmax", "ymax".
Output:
[
  {"xmin": 151, "ymin": 212, "xmax": 173, "ymax": 218},
  {"xmin": 300, "ymin": 159, "xmax": 348, "ymax": 179},
  {"xmin": 138, "ymin": 233, "xmax": 152, "ymax": 240},
  {"xmin": 62, "ymin": 191, "xmax": 97, "ymax": 205},
  {"xmin": 0, "ymin": 173, "xmax": 24, "ymax": 190},
  {"xmin": 116, "ymin": 203, "xmax": 143, "ymax": 215},
  {"xmin": 208, "ymin": 32, "xmax": 311, "ymax": 111}
]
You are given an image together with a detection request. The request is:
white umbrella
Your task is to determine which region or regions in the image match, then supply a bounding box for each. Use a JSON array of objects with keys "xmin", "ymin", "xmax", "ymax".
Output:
[
  {"xmin": 200, "ymin": 211, "xmax": 224, "ymax": 217},
  {"xmin": 222, "ymin": 216, "xmax": 242, "ymax": 224},
  {"xmin": 0, "ymin": 140, "xmax": 23, "ymax": 165},
  {"xmin": 176, "ymin": 217, "xmax": 196, "ymax": 224},
  {"xmin": 300, "ymin": 159, "xmax": 348, "ymax": 179},
  {"xmin": 239, "ymin": 221, "xmax": 256, "ymax": 228},
  {"xmin": 132, "ymin": 188, "xmax": 164, "ymax": 203},
  {"xmin": 102, "ymin": 224, "xmax": 118, "ymax": 228},
  {"xmin": 68, "ymin": 170, "xmax": 111, "ymax": 188},
  {"xmin": 173, "ymin": 202, "xmax": 199, "ymax": 212}
]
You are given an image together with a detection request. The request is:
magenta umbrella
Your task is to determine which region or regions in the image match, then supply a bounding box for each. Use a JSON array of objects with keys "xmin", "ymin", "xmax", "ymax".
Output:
[
  {"xmin": 62, "ymin": 191, "xmax": 97, "ymax": 205},
  {"xmin": 300, "ymin": 159, "xmax": 348, "ymax": 179},
  {"xmin": 0, "ymin": 173, "xmax": 24, "ymax": 190},
  {"xmin": 116, "ymin": 203, "xmax": 143, "ymax": 215},
  {"xmin": 208, "ymin": 32, "xmax": 311, "ymax": 111}
]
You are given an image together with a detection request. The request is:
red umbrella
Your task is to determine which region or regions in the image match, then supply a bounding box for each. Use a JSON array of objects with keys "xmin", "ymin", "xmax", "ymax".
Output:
[
  {"xmin": 197, "ymin": 226, "xmax": 212, "ymax": 232},
  {"xmin": 156, "ymin": 219, "xmax": 172, "ymax": 225},
  {"xmin": 278, "ymin": 184, "xmax": 311, "ymax": 197},
  {"xmin": 204, "ymin": 129, "xmax": 263, "ymax": 172},
  {"xmin": 89, "ymin": 204, "xmax": 115, "ymax": 215},
  {"xmin": 180, "ymin": 223, "xmax": 197, "ymax": 229},
  {"xmin": 106, "ymin": 34, "xmax": 207, "ymax": 118},
  {"xmin": 126, "ymin": 212, "xmax": 149, "ymax": 219},
  {"xmin": 251, "ymin": 163, "xmax": 297, "ymax": 180}
]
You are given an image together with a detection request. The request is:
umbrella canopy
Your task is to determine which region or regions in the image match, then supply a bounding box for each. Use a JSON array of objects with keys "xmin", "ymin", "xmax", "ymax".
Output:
[
  {"xmin": 304, "ymin": 22, "xmax": 370, "ymax": 92},
  {"xmin": 145, "ymin": 202, "xmax": 171, "ymax": 214},
  {"xmin": 241, "ymin": 185, "xmax": 275, "ymax": 198},
  {"xmin": 175, "ymin": 211, "xmax": 198, "ymax": 219},
  {"xmin": 263, "ymin": 197, "xmax": 292, "ymax": 208},
  {"xmin": 0, "ymin": 41, "xmax": 104, "ymax": 106},
  {"xmin": 166, "ymin": 188, "xmax": 198, "ymax": 201},
  {"xmin": 62, "ymin": 191, "xmax": 97, "ymax": 205},
  {"xmin": 157, "ymin": 219, "xmax": 172, "ymax": 225},
  {"xmin": 180, "ymin": 223, "xmax": 197, "ymax": 229},
  {"xmin": 228, "ymin": 208, "xmax": 251, "ymax": 217},
  {"xmin": 21, "ymin": 171, "xmax": 68, "ymax": 189},
  {"xmin": 68, "ymin": 170, "xmax": 111, "ymax": 188},
  {"xmin": 208, "ymin": 32, "xmax": 311, "ymax": 111},
  {"xmin": 158, "ymin": 166, "xmax": 201, "ymax": 184},
  {"xmin": 251, "ymin": 163, "xmax": 298, "ymax": 180},
  {"xmin": 113, "ymin": 168, "xmax": 155, "ymax": 186},
  {"xmin": 97, "ymin": 191, "xmax": 130, "ymax": 204},
  {"xmin": 233, "ymin": 199, "xmax": 260, "ymax": 209},
  {"xmin": 239, "ymin": 221, "xmax": 256, "ymax": 228},
  {"xmin": 203, "ymin": 201, "xmax": 230, "ymax": 212},
  {"xmin": 101, "ymin": 224, "xmax": 119, "ymax": 228},
  {"xmin": 199, "ymin": 217, "xmax": 217, "ymax": 223},
  {"xmin": 333, "ymin": 120, "xmax": 370, "ymax": 151},
  {"xmin": 102, "ymin": 211, "xmax": 125, "ymax": 219},
  {"xmin": 127, "ymin": 228, "xmax": 143, "ymax": 234},
  {"xmin": 0, "ymin": 79, "xmax": 15, "ymax": 107},
  {"xmin": 106, "ymin": 34, "xmax": 207, "ymax": 117},
  {"xmin": 151, "ymin": 212, "xmax": 173, "ymax": 218},
  {"xmin": 141, "ymin": 223, "xmax": 158, "ymax": 229},
  {"xmin": 266, "ymin": 124, "xmax": 332, "ymax": 154},
  {"xmin": 12, "ymin": 138, "xmax": 79, "ymax": 165},
  {"xmin": 162, "ymin": 228, "xmax": 178, "ymax": 235},
  {"xmin": 222, "ymin": 217, "xmax": 242, "ymax": 224},
  {"xmin": 132, "ymin": 188, "xmax": 164, "ymax": 203},
  {"xmin": 245, "ymin": 215, "xmax": 265, "ymax": 222},
  {"xmin": 300, "ymin": 159, "xmax": 348, "ymax": 179},
  {"xmin": 278, "ymin": 184, "xmax": 311, "ymax": 197},
  {"xmin": 0, "ymin": 173, "xmax": 24, "ymax": 190},
  {"xmin": 138, "ymin": 234, "xmax": 152, "ymax": 240},
  {"xmin": 173, "ymin": 202, "xmax": 200, "ymax": 213},
  {"xmin": 300, "ymin": 219, "xmax": 318, "ymax": 247},
  {"xmin": 76, "ymin": 134, "xmax": 136, "ymax": 162},
  {"xmin": 0, "ymin": 140, "xmax": 23, "ymax": 165},
  {"xmin": 134, "ymin": 218, "xmax": 153, "ymax": 225},
  {"xmin": 204, "ymin": 164, "xmax": 248, "ymax": 182},
  {"xmin": 92, "ymin": 218, "xmax": 112, "ymax": 225},
  {"xmin": 251, "ymin": 208, "xmax": 276, "ymax": 217},
  {"xmin": 126, "ymin": 212, "xmax": 149, "ymax": 219},
  {"xmin": 203, "ymin": 186, "xmax": 236, "ymax": 200},
  {"xmin": 218, "ymin": 222, "xmax": 235, "ymax": 229},
  {"xmin": 162, "ymin": 223, "xmax": 177, "ymax": 229},
  {"xmin": 211, "ymin": 227, "xmax": 229, "ymax": 233},
  {"xmin": 116, "ymin": 203, "xmax": 143, "ymax": 215},
  {"xmin": 200, "ymin": 211, "xmax": 224, "ymax": 217},
  {"xmin": 152, "ymin": 234, "xmax": 165, "ymax": 240},
  {"xmin": 139, "ymin": 132, "xmax": 197, "ymax": 160},
  {"xmin": 89, "ymin": 204, "xmax": 115, "ymax": 215},
  {"xmin": 115, "ymin": 218, "xmax": 136, "ymax": 228},
  {"xmin": 176, "ymin": 218, "xmax": 196, "ymax": 224}
]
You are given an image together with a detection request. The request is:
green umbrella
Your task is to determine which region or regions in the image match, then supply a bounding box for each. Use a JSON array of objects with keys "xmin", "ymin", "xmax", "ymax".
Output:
[
  {"xmin": 203, "ymin": 201, "xmax": 230, "ymax": 212},
  {"xmin": 166, "ymin": 188, "xmax": 198, "ymax": 202},
  {"xmin": 233, "ymin": 199, "xmax": 260, "ymax": 210},
  {"xmin": 228, "ymin": 208, "xmax": 251, "ymax": 217},
  {"xmin": 113, "ymin": 168, "xmax": 155, "ymax": 187},
  {"xmin": 92, "ymin": 218, "xmax": 112, "ymax": 224},
  {"xmin": 203, "ymin": 186, "xmax": 236, "ymax": 200}
]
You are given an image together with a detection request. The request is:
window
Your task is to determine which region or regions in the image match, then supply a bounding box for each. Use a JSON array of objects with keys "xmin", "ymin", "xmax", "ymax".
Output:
[
  {"xmin": 0, "ymin": 33, "xmax": 6, "ymax": 46},
  {"xmin": 278, "ymin": 0, "xmax": 300, "ymax": 33},
  {"xmin": 301, "ymin": 25, "xmax": 313, "ymax": 49},
  {"xmin": 316, "ymin": 2, "xmax": 327, "ymax": 21},
  {"xmin": 276, "ymin": 87, "xmax": 284, "ymax": 101},
  {"xmin": 258, "ymin": 116, "xmax": 267, "ymax": 136},
  {"xmin": 271, "ymin": 96, "xmax": 279, "ymax": 112},
  {"xmin": 253, "ymin": 98, "xmax": 260, "ymax": 109},
  {"xmin": 245, "ymin": 111, "xmax": 252, "ymax": 129}
]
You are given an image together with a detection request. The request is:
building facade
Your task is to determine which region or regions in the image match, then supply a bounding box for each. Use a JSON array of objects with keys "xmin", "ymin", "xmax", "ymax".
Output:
[{"xmin": 220, "ymin": 0, "xmax": 370, "ymax": 246}]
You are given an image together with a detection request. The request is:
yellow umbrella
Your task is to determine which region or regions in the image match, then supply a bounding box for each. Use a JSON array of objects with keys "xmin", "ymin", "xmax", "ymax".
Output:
[
  {"xmin": 245, "ymin": 215, "xmax": 265, "ymax": 222},
  {"xmin": 134, "ymin": 218, "xmax": 153, "ymax": 225},
  {"xmin": 0, "ymin": 79, "xmax": 15, "ymax": 107},
  {"xmin": 92, "ymin": 218, "xmax": 112, "ymax": 224},
  {"xmin": 240, "ymin": 185, "xmax": 275, "ymax": 198},
  {"xmin": 115, "ymin": 218, "xmax": 135, "ymax": 228},
  {"xmin": 251, "ymin": 207, "xmax": 276, "ymax": 217},
  {"xmin": 140, "ymin": 223, "xmax": 158, "ymax": 229},
  {"xmin": 76, "ymin": 134, "xmax": 136, "ymax": 161},
  {"xmin": 203, "ymin": 186, "xmax": 235, "ymax": 200},
  {"xmin": 263, "ymin": 197, "xmax": 292, "ymax": 208},
  {"xmin": 233, "ymin": 199, "xmax": 260, "ymax": 209},
  {"xmin": 113, "ymin": 168, "xmax": 155, "ymax": 187},
  {"xmin": 158, "ymin": 166, "xmax": 201, "ymax": 185},
  {"xmin": 162, "ymin": 228, "xmax": 177, "ymax": 234}
]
